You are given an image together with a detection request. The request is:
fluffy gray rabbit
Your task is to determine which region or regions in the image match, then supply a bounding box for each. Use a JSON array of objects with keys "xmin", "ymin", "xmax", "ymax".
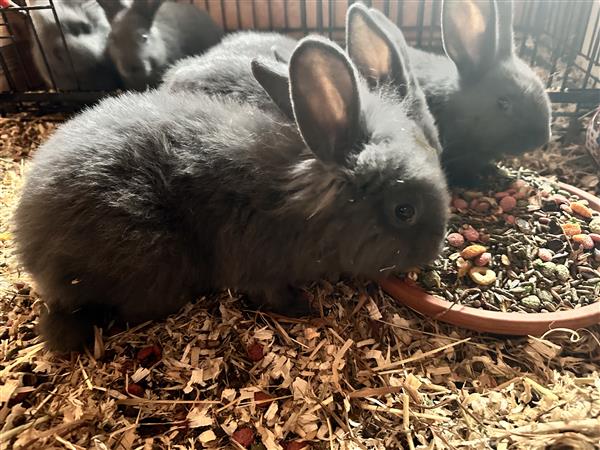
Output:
[
  {"xmin": 358, "ymin": 0, "xmax": 552, "ymax": 186},
  {"xmin": 97, "ymin": 0, "xmax": 223, "ymax": 90},
  {"xmin": 162, "ymin": 31, "xmax": 297, "ymax": 116},
  {"xmin": 28, "ymin": 0, "xmax": 121, "ymax": 91},
  {"xmin": 15, "ymin": 34, "xmax": 448, "ymax": 352}
]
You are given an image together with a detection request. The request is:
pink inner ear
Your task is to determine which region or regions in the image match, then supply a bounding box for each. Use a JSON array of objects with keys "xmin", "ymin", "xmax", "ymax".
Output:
[
  {"xmin": 309, "ymin": 72, "xmax": 345, "ymax": 129},
  {"xmin": 447, "ymin": 0, "xmax": 492, "ymax": 65},
  {"xmin": 302, "ymin": 51, "xmax": 354, "ymax": 132},
  {"xmin": 349, "ymin": 13, "xmax": 392, "ymax": 82}
]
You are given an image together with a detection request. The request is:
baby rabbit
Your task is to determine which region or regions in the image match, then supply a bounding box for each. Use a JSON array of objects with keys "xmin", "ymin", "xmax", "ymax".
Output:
[
  {"xmin": 162, "ymin": 31, "xmax": 297, "ymax": 117},
  {"xmin": 363, "ymin": 0, "xmax": 552, "ymax": 186},
  {"xmin": 28, "ymin": 0, "xmax": 121, "ymax": 91},
  {"xmin": 15, "ymin": 32, "xmax": 448, "ymax": 352},
  {"xmin": 98, "ymin": 0, "xmax": 223, "ymax": 90}
]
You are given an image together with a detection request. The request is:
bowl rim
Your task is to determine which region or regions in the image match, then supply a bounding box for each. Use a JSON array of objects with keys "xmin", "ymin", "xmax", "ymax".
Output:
[{"xmin": 379, "ymin": 181, "xmax": 600, "ymax": 336}]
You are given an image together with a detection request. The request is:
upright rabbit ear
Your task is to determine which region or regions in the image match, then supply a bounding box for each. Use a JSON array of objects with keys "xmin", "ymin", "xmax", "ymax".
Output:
[
  {"xmin": 495, "ymin": 0, "xmax": 514, "ymax": 60},
  {"xmin": 251, "ymin": 58, "xmax": 294, "ymax": 120},
  {"xmin": 368, "ymin": 7, "xmax": 412, "ymax": 65},
  {"xmin": 97, "ymin": 0, "xmax": 129, "ymax": 22},
  {"xmin": 346, "ymin": 3, "xmax": 410, "ymax": 98},
  {"xmin": 289, "ymin": 37, "xmax": 361, "ymax": 165},
  {"xmin": 442, "ymin": 0, "xmax": 497, "ymax": 79}
]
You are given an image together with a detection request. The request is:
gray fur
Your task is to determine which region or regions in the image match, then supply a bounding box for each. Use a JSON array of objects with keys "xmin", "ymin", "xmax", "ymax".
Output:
[
  {"xmin": 346, "ymin": 3, "xmax": 442, "ymax": 154},
  {"xmin": 14, "ymin": 37, "xmax": 448, "ymax": 352},
  {"xmin": 98, "ymin": 0, "xmax": 223, "ymax": 90},
  {"xmin": 29, "ymin": 0, "xmax": 121, "ymax": 91},
  {"xmin": 269, "ymin": 5, "xmax": 442, "ymax": 154},
  {"xmin": 368, "ymin": 0, "xmax": 552, "ymax": 186},
  {"xmin": 161, "ymin": 31, "xmax": 297, "ymax": 116}
]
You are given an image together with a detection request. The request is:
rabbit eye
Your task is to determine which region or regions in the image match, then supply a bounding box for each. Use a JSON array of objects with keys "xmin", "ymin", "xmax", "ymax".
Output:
[
  {"xmin": 394, "ymin": 204, "xmax": 416, "ymax": 223},
  {"xmin": 497, "ymin": 97, "xmax": 511, "ymax": 111},
  {"xmin": 140, "ymin": 33, "xmax": 149, "ymax": 42}
]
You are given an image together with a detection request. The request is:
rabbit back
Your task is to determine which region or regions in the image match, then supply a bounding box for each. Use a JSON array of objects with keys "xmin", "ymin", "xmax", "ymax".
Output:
[
  {"xmin": 162, "ymin": 31, "xmax": 296, "ymax": 115},
  {"xmin": 15, "ymin": 90, "xmax": 304, "ymax": 348}
]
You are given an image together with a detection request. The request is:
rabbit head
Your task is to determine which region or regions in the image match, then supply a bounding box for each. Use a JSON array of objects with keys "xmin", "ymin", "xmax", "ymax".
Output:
[
  {"xmin": 99, "ymin": 0, "xmax": 163, "ymax": 90},
  {"xmin": 255, "ymin": 34, "xmax": 449, "ymax": 275},
  {"xmin": 29, "ymin": 0, "xmax": 119, "ymax": 91},
  {"xmin": 439, "ymin": 0, "xmax": 551, "ymax": 170}
]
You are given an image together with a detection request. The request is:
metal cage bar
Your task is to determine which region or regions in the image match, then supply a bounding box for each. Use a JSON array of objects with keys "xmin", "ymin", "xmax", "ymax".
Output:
[{"xmin": 0, "ymin": 0, "xmax": 598, "ymax": 112}]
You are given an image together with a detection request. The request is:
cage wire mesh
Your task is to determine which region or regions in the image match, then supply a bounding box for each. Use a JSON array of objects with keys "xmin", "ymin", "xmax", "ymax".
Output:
[{"xmin": 0, "ymin": 0, "xmax": 599, "ymax": 115}]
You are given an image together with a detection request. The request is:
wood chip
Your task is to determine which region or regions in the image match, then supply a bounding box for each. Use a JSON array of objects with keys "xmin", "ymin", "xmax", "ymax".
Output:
[{"xmin": 0, "ymin": 112, "xmax": 599, "ymax": 449}]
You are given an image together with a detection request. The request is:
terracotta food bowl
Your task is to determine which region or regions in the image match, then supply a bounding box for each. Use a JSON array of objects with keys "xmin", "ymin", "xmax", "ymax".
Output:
[{"xmin": 380, "ymin": 182, "xmax": 600, "ymax": 336}]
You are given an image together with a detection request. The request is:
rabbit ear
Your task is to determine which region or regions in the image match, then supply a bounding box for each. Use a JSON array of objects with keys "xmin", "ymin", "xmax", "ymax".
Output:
[
  {"xmin": 368, "ymin": 7, "xmax": 412, "ymax": 63},
  {"xmin": 97, "ymin": 0, "xmax": 129, "ymax": 22},
  {"xmin": 442, "ymin": 0, "xmax": 497, "ymax": 78},
  {"xmin": 251, "ymin": 58, "xmax": 294, "ymax": 120},
  {"xmin": 346, "ymin": 3, "xmax": 410, "ymax": 98},
  {"xmin": 289, "ymin": 37, "xmax": 361, "ymax": 165},
  {"xmin": 495, "ymin": 0, "xmax": 514, "ymax": 60},
  {"xmin": 272, "ymin": 45, "xmax": 291, "ymax": 64}
]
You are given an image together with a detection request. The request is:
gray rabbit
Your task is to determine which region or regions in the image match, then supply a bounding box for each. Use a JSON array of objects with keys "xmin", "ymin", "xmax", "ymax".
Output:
[
  {"xmin": 15, "ymin": 32, "xmax": 448, "ymax": 352},
  {"xmin": 28, "ymin": 0, "xmax": 121, "ymax": 91},
  {"xmin": 162, "ymin": 31, "xmax": 297, "ymax": 117},
  {"xmin": 273, "ymin": 0, "xmax": 551, "ymax": 187},
  {"xmin": 162, "ymin": 5, "xmax": 442, "ymax": 154},
  {"xmin": 98, "ymin": 0, "xmax": 223, "ymax": 90}
]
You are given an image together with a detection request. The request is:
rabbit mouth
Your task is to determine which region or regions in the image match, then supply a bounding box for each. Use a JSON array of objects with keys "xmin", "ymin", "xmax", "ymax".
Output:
[{"xmin": 406, "ymin": 237, "xmax": 445, "ymax": 267}]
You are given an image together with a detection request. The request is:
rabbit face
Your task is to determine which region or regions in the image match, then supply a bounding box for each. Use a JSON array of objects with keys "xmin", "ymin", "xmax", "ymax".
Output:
[
  {"xmin": 107, "ymin": 16, "xmax": 156, "ymax": 89},
  {"xmin": 364, "ymin": 1, "xmax": 552, "ymax": 184},
  {"xmin": 341, "ymin": 93, "xmax": 449, "ymax": 274},
  {"xmin": 108, "ymin": 28, "xmax": 155, "ymax": 89},
  {"xmin": 100, "ymin": 0, "xmax": 163, "ymax": 90},
  {"xmin": 442, "ymin": 57, "xmax": 551, "ymax": 166},
  {"xmin": 276, "ymin": 89, "xmax": 449, "ymax": 277},
  {"xmin": 256, "ymin": 33, "xmax": 449, "ymax": 277}
]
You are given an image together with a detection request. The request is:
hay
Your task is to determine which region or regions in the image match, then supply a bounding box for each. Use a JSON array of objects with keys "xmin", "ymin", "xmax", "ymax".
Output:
[{"xmin": 0, "ymin": 113, "xmax": 599, "ymax": 450}]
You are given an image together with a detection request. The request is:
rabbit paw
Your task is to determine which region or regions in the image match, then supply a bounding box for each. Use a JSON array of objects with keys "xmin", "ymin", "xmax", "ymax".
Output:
[{"xmin": 39, "ymin": 303, "xmax": 114, "ymax": 353}]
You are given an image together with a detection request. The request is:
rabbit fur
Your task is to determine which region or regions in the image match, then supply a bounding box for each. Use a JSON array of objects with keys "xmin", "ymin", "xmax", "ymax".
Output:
[
  {"xmin": 98, "ymin": 0, "xmax": 223, "ymax": 90},
  {"xmin": 364, "ymin": 0, "xmax": 552, "ymax": 186},
  {"xmin": 162, "ymin": 31, "xmax": 297, "ymax": 117},
  {"xmin": 28, "ymin": 0, "xmax": 121, "ymax": 91},
  {"xmin": 15, "ymin": 33, "xmax": 448, "ymax": 352},
  {"xmin": 163, "ymin": 7, "xmax": 443, "ymax": 154}
]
